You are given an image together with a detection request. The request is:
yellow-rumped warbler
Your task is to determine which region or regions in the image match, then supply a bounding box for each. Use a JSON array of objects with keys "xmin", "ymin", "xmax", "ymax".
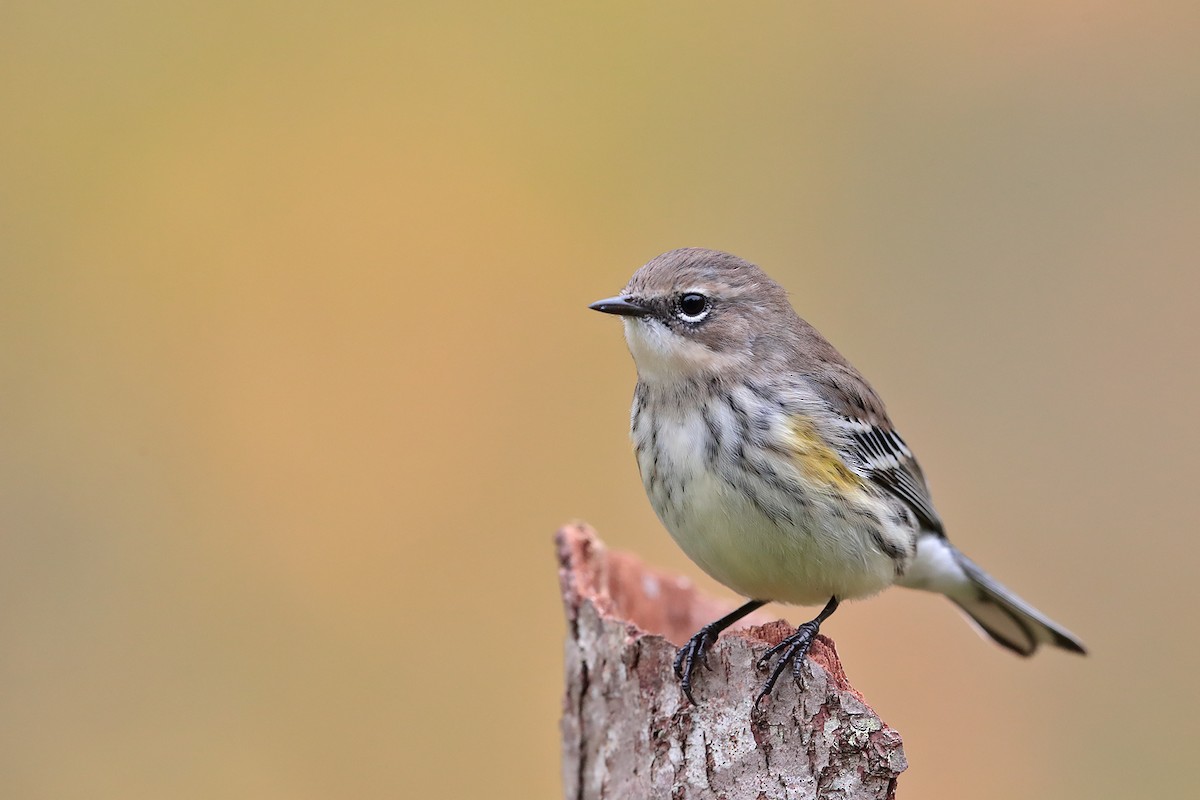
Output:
[{"xmin": 590, "ymin": 248, "xmax": 1085, "ymax": 705}]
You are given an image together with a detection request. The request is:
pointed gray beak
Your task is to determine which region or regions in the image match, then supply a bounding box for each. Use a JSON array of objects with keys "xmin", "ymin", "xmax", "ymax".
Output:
[{"xmin": 589, "ymin": 296, "xmax": 652, "ymax": 317}]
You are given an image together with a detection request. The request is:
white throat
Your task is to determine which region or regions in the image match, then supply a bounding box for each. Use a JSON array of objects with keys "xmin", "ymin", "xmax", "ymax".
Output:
[{"xmin": 622, "ymin": 318, "xmax": 736, "ymax": 384}]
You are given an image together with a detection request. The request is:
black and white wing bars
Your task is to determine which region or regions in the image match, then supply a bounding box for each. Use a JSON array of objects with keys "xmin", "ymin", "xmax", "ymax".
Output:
[{"xmin": 846, "ymin": 421, "xmax": 945, "ymax": 534}]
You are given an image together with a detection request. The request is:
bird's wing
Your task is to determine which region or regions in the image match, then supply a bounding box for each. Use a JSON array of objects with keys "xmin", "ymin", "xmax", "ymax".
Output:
[
  {"xmin": 843, "ymin": 421, "xmax": 944, "ymax": 534},
  {"xmin": 808, "ymin": 363, "xmax": 946, "ymax": 534}
]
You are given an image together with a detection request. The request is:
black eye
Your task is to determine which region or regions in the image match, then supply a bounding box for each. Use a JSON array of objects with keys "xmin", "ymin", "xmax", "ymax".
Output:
[{"xmin": 676, "ymin": 293, "xmax": 710, "ymax": 322}]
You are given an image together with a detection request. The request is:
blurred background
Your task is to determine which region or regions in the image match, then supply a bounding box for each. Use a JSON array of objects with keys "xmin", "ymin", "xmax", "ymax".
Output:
[{"xmin": 2, "ymin": 2, "xmax": 1197, "ymax": 798}]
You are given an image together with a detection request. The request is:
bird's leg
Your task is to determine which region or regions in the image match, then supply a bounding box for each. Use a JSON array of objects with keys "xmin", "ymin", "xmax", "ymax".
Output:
[
  {"xmin": 674, "ymin": 599, "xmax": 767, "ymax": 705},
  {"xmin": 754, "ymin": 596, "xmax": 840, "ymax": 707}
]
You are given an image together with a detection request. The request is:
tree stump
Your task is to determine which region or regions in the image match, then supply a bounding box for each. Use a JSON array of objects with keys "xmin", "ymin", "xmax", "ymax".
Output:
[{"xmin": 557, "ymin": 522, "xmax": 906, "ymax": 799}]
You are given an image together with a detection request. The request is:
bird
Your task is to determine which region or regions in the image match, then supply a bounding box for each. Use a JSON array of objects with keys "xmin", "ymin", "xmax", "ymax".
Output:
[{"xmin": 589, "ymin": 247, "xmax": 1085, "ymax": 706}]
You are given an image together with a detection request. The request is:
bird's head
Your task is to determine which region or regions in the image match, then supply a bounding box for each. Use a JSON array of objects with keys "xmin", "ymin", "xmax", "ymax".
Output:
[{"xmin": 590, "ymin": 248, "xmax": 797, "ymax": 384}]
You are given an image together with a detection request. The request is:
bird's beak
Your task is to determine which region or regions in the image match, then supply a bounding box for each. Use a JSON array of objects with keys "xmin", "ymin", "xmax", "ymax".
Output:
[{"xmin": 588, "ymin": 296, "xmax": 652, "ymax": 317}]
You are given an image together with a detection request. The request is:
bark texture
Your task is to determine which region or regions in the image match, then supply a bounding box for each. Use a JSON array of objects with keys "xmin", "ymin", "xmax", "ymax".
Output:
[{"xmin": 558, "ymin": 522, "xmax": 906, "ymax": 800}]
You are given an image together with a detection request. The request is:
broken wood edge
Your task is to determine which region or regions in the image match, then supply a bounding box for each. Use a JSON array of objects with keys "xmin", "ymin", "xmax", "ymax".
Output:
[{"xmin": 557, "ymin": 521, "xmax": 906, "ymax": 800}]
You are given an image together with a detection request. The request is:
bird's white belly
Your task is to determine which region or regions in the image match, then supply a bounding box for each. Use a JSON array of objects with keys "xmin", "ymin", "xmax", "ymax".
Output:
[{"xmin": 636, "ymin": 407, "xmax": 900, "ymax": 606}]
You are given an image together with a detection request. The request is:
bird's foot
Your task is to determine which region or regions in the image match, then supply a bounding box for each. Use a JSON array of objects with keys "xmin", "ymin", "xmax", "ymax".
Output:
[
  {"xmin": 673, "ymin": 626, "xmax": 718, "ymax": 705},
  {"xmin": 754, "ymin": 620, "xmax": 820, "ymax": 708}
]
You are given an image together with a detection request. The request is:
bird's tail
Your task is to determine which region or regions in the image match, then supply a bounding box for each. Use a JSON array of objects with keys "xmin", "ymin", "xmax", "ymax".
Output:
[{"xmin": 900, "ymin": 534, "xmax": 1087, "ymax": 656}]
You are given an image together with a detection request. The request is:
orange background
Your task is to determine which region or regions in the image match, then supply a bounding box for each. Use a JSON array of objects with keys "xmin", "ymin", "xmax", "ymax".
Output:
[{"xmin": 2, "ymin": 3, "xmax": 1198, "ymax": 798}]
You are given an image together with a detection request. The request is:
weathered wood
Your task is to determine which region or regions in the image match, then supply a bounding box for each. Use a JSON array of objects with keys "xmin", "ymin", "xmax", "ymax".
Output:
[{"xmin": 558, "ymin": 523, "xmax": 906, "ymax": 800}]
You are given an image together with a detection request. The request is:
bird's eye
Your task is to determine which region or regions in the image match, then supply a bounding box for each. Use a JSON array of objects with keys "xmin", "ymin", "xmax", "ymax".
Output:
[{"xmin": 676, "ymin": 293, "xmax": 710, "ymax": 323}]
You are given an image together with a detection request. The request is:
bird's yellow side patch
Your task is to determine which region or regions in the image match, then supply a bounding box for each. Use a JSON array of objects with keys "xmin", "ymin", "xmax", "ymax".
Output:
[{"xmin": 785, "ymin": 416, "xmax": 864, "ymax": 491}]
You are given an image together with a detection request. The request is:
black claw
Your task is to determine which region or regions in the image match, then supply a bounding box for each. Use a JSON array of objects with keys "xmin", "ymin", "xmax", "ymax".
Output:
[
  {"xmin": 753, "ymin": 622, "xmax": 820, "ymax": 706},
  {"xmin": 756, "ymin": 637, "xmax": 790, "ymax": 671},
  {"xmin": 670, "ymin": 600, "xmax": 772, "ymax": 707},
  {"xmin": 750, "ymin": 597, "xmax": 839, "ymax": 707},
  {"xmin": 792, "ymin": 651, "xmax": 807, "ymax": 679},
  {"xmin": 674, "ymin": 627, "xmax": 714, "ymax": 705}
]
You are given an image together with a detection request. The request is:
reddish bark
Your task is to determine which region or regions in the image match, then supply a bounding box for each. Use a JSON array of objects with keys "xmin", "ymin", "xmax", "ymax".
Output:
[{"xmin": 558, "ymin": 522, "xmax": 906, "ymax": 800}]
